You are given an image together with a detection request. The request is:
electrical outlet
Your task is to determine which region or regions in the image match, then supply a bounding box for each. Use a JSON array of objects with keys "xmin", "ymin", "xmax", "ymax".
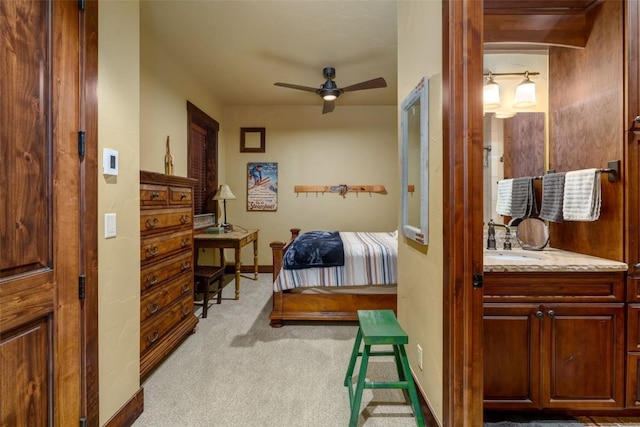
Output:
[{"xmin": 417, "ymin": 344, "xmax": 423, "ymax": 370}]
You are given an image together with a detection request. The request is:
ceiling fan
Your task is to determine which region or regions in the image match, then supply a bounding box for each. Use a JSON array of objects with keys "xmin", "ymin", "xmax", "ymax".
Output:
[{"xmin": 274, "ymin": 66, "xmax": 387, "ymax": 114}]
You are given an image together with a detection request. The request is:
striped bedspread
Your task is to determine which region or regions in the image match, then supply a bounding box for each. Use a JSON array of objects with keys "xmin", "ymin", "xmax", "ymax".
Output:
[{"xmin": 274, "ymin": 231, "xmax": 397, "ymax": 291}]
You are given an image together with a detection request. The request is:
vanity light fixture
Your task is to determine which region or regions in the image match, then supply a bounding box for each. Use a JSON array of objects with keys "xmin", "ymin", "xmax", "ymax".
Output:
[
  {"xmin": 513, "ymin": 71, "xmax": 537, "ymax": 108},
  {"xmin": 494, "ymin": 111, "xmax": 517, "ymax": 119},
  {"xmin": 483, "ymin": 70, "xmax": 539, "ymax": 110},
  {"xmin": 483, "ymin": 73, "xmax": 501, "ymax": 110}
]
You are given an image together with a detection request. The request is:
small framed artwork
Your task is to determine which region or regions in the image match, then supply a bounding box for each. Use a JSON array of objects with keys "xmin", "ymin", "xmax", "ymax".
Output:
[
  {"xmin": 247, "ymin": 162, "xmax": 277, "ymax": 211},
  {"xmin": 240, "ymin": 127, "xmax": 266, "ymax": 153}
]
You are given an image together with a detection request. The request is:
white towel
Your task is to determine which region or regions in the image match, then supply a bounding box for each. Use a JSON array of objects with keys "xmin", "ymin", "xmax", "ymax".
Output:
[
  {"xmin": 495, "ymin": 179, "xmax": 513, "ymax": 216},
  {"xmin": 562, "ymin": 168, "xmax": 601, "ymax": 221}
]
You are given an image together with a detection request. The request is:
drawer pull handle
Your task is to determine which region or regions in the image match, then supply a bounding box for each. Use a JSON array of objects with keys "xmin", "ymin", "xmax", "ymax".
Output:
[
  {"xmin": 146, "ymin": 218, "xmax": 159, "ymax": 229},
  {"xmin": 181, "ymin": 307, "xmax": 190, "ymax": 317},
  {"xmin": 180, "ymin": 215, "xmax": 190, "ymax": 224},
  {"xmin": 535, "ymin": 310, "xmax": 543, "ymax": 319},
  {"xmin": 180, "ymin": 192, "xmax": 187, "ymax": 200},
  {"xmin": 146, "ymin": 303, "xmax": 159, "ymax": 314},
  {"xmin": 151, "ymin": 192, "xmax": 160, "ymax": 199},
  {"xmin": 146, "ymin": 274, "xmax": 159, "ymax": 286},
  {"xmin": 181, "ymin": 238, "xmax": 190, "ymax": 247},
  {"xmin": 181, "ymin": 261, "xmax": 191, "ymax": 271},
  {"xmin": 181, "ymin": 285, "xmax": 190, "ymax": 294},
  {"xmin": 146, "ymin": 331, "xmax": 159, "ymax": 344},
  {"xmin": 146, "ymin": 246, "xmax": 159, "ymax": 257},
  {"xmin": 635, "ymin": 116, "xmax": 640, "ymax": 123},
  {"xmin": 547, "ymin": 310, "xmax": 555, "ymax": 318}
]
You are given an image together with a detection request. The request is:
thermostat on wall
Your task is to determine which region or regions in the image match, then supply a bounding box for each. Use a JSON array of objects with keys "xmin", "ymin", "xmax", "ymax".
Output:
[{"xmin": 103, "ymin": 148, "xmax": 118, "ymax": 175}]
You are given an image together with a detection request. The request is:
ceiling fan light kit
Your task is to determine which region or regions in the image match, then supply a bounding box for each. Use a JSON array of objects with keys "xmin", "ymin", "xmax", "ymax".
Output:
[{"xmin": 274, "ymin": 66, "xmax": 387, "ymax": 114}]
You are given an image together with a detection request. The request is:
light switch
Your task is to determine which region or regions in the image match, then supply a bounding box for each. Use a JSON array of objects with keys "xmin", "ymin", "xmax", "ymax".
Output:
[
  {"xmin": 103, "ymin": 148, "xmax": 119, "ymax": 175},
  {"xmin": 105, "ymin": 213, "xmax": 116, "ymax": 238}
]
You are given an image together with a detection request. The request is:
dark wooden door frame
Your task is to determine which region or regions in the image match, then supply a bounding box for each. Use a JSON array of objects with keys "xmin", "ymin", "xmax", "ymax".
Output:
[
  {"xmin": 442, "ymin": 1, "xmax": 485, "ymax": 426},
  {"xmin": 80, "ymin": 1, "xmax": 99, "ymax": 425}
]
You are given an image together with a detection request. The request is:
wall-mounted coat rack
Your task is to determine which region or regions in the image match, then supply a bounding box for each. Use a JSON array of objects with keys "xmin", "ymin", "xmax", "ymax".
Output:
[{"xmin": 294, "ymin": 185, "xmax": 386, "ymax": 198}]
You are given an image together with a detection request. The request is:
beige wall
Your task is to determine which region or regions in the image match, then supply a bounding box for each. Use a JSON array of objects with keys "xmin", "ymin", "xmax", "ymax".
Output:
[
  {"xmin": 139, "ymin": 16, "xmax": 225, "ymax": 177},
  {"xmin": 98, "ymin": 0, "xmax": 141, "ymax": 424},
  {"xmin": 397, "ymin": 1, "xmax": 444, "ymax": 424},
  {"xmin": 222, "ymin": 105, "xmax": 398, "ymax": 266}
]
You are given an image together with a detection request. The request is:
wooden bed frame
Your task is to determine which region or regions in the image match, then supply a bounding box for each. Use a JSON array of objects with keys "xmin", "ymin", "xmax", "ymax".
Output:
[{"xmin": 269, "ymin": 228, "xmax": 398, "ymax": 327}]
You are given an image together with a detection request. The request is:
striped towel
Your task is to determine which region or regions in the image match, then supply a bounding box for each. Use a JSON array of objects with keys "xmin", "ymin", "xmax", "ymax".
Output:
[
  {"xmin": 539, "ymin": 173, "xmax": 565, "ymax": 223},
  {"xmin": 562, "ymin": 168, "xmax": 601, "ymax": 221},
  {"xmin": 510, "ymin": 177, "xmax": 537, "ymax": 219},
  {"xmin": 495, "ymin": 179, "xmax": 513, "ymax": 216}
]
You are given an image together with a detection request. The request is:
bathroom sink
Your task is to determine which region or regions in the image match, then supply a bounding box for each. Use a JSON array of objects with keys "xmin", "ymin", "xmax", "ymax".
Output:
[{"xmin": 484, "ymin": 251, "xmax": 544, "ymax": 262}]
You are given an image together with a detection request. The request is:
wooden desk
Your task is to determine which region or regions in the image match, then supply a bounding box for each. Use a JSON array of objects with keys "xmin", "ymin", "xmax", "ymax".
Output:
[{"xmin": 193, "ymin": 229, "xmax": 259, "ymax": 300}]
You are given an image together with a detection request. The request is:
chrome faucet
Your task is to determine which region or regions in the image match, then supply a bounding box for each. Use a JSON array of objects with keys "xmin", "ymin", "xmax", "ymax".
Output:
[
  {"xmin": 487, "ymin": 219, "xmax": 497, "ymax": 250},
  {"xmin": 487, "ymin": 219, "xmax": 512, "ymax": 250}
]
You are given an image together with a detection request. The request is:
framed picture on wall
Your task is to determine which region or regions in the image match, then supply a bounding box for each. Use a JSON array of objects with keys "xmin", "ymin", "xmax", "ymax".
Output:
[
  {"xmin": 240, "ymin": 127, "xmax": 266, "ymax": 153},
  {"xmin": 247, "ymin": 162, "xmax": 278, "ymax": 211}
]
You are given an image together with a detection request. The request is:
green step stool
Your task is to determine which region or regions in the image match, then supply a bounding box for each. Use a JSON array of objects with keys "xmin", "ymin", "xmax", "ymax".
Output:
[{"xmin": 344, "ymin": 309, "xmax": 425, "ymax": 427}]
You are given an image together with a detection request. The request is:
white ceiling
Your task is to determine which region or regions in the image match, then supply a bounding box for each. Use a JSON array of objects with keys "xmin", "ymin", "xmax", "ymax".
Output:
[{"xmin": 140, "ymin": 1, "xmax": 398, "ymax": 111}]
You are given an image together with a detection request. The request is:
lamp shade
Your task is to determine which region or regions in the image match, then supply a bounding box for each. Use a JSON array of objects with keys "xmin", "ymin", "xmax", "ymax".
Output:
[
  {"xmin": 513, "ymin": 73, "xmax": 536, "ymax": 108},
  {"xmin": 213, "ymin": 184, "xmax": 236, "ymax": 200},
  {"xmin": 494, "ymin": 111, "xmax": 516, "ymax": 119},
  {"xmin": 483, "ymin": 75, "xmax": 501, "ymax": 110}
]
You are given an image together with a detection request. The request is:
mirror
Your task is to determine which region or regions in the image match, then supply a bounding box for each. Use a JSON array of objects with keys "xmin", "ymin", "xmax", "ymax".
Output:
[
  {"xmin": 483, "ymin": 51, "xmax": 549, "ymax": 226},
  {"xmin": 483, "ymin": 112, "xmax": 546, "ymax": 225},
  {"xmin": 401, "ymin": 76, "xmax": 429, "ymax": 245}
]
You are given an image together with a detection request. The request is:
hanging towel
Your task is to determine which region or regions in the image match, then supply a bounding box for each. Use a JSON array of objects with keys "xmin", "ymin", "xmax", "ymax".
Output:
[
  {"xmin": 562, "ymin": 168, "xmax": 601, "ymax": 221},
  {"xmin": 510, "ymin": 177, "xmax": 537, "ymax": 219},
  {"xmin": 539, "ymin": 173, "xmax": 565, "ymax": 223},
  {"xmin": 495, "ymin": 179, "xmax": 513, "ymax": 216}
]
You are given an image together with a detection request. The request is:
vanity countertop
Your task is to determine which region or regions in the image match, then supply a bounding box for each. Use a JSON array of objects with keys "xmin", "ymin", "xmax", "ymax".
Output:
[{"xmin": 483, "ymin": 247, "xmax": 628, "ymax": 273}]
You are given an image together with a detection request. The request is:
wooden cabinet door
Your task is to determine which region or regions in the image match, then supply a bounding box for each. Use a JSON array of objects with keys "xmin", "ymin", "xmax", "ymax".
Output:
[
  {"xmin": 541, "ymin": 303, "xmax": 625, "ymax": 408},
  {"xmin": 0, "ymin": 1, "xmax": 84, "ymax": 425},
  {"xmin": 483, "ymin": 303, "xmax": 542, "ymax": 409}
]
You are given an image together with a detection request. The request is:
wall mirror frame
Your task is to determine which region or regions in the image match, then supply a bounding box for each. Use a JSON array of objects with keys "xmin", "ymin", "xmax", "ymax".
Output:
[{"xmin": 401, "ymin": 76, "xmax": 429, "ymax": 245}]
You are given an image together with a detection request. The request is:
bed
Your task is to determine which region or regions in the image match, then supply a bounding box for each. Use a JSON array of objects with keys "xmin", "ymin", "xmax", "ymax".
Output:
[{"xmin": 269, "ymin": 228, "xmax": 398, "ymax": 327}]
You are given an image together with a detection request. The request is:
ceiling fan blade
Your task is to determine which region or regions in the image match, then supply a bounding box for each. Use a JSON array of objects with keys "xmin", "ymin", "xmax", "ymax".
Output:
[
  {"xmin": 274, "ymin": 82, "xmax": 319, "ymax": 93},
  {"xmin": 322, "ymin": 100, "xmax": 335, "ymax": 114},
  {"xmin": 341, "ymin": 77, "xmax": 387, "ymax": 93}
]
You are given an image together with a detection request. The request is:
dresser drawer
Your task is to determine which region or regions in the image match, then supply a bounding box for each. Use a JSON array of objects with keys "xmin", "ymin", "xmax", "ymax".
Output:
[
  {"xmin": 140, "ymin": 294, "xmax": 193, "ymax": 354},
  {"xmin": 141, "ymin": 184, "xmax": 168, "ymax": 206},
  {"xmin": 141, "ymin": 273, "xmax": 192, "ymax": 322},
  {"xmin": 141, "ymin": 229, "xmax": 192, "ymax": 263},
  {"xmin": 169, "ymin": 186, "xmax": 192, "ymax": 205},
  {"xmin": 140, "ymin": 252, "xmax": 193, "ymax": 291},
  {"xmin": 140, "ymin": 207, "xmax": 192, "ymax": 234}
]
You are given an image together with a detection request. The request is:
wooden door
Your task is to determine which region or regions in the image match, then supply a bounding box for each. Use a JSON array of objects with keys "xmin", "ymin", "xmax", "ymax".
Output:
[
  {"xmin": 1, "ymin": 1, "xmax": 87, "ymax": 425},
  {"xmin": 483, "ymin": 303, "xmax": 541, "ymax": 409},
  {"xmin": 541, "ymin": 303, "xmax": 625, "ymax": 408}
]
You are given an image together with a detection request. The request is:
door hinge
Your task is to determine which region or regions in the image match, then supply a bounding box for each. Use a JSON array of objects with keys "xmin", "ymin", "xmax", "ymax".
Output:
[
  {"xmin": 78, "ymin": 131, "xmax": 85, "ymax": 158},
  {"xmin": 472, "ymin": 274, "xmax": 483, "ymax": 289},
  {"xmin": 79, "ymin": 275, "xmax": 86, "ymax": 300},
  {"xmin": 79, "ymin": 417, "xmax": 87, "ymax": 427},
  {"xmin": 78, "ymin": 0, "xmax": 85, "ymax": 11}
]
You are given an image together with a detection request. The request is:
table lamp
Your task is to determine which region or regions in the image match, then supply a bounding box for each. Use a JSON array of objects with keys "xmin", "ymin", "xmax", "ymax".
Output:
[{"xmin": 213, "ymin": 184, "xmax": 236, "ymax": 231}]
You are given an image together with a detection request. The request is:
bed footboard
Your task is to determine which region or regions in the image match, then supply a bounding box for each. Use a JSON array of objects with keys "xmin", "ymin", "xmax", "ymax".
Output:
[{"xmin": 268, "ymin": 227, "xmax": 397, "ymax": 327}]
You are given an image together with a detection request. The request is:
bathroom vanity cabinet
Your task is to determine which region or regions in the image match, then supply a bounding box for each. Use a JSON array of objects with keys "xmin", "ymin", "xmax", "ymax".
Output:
[{"xmin": 483, "ymin": 271, "xmax": 626, "ymax": 410}]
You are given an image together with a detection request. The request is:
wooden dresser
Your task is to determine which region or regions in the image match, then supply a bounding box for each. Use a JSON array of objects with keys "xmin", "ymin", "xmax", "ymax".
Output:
[{"xmin": 139, "ymin": 171, "xmax": 199, "ymax": 378}]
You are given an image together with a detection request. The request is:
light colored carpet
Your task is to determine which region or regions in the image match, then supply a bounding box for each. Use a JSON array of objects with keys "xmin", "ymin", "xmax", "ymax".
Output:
[
  {"xmin": 132, "ymin": 274, "xmax": 640, "ymax": 427},
  {"xmin": 133, "ymin": 273, "xmax": 420, "ymax": 427}
]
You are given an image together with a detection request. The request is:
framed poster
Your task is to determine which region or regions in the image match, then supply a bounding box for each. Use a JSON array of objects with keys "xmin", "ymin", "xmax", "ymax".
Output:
[{"xmin": 247, "ymin": 162, "xmax": 278, "ymax": 211}]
